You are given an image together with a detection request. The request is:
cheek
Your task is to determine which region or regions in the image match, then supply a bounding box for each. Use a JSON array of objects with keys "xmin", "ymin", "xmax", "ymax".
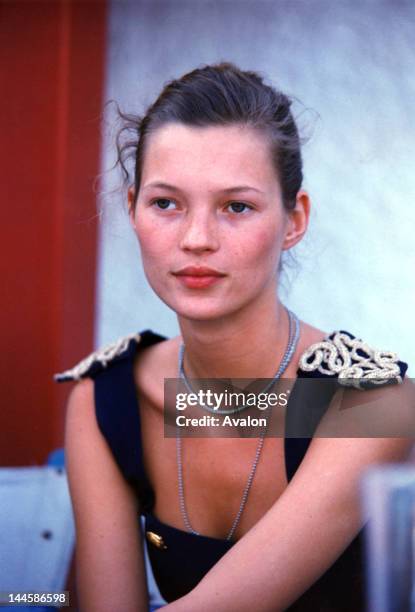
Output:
[
  {"xmin": 233, "ymin": 225, "xmax": 283, "ymax": 271},
  {"xmin": 134, "ymin": 215, "xmax": 169, "ymax": 260}
]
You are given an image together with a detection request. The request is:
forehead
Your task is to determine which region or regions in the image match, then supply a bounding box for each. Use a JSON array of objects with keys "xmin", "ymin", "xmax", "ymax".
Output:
[{"xmin": 140, "ymin": 123, "xmax": 280, "ymax": 193}]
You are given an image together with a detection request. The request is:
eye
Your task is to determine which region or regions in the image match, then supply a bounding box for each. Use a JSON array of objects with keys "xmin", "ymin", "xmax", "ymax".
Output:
[
  {"xmin": 151, "ymin": 198, "xmax": 177, "ymax": 211},
  {"xmin": 226, "ymin": 201, "xmax": 253, "ymax": 214}
]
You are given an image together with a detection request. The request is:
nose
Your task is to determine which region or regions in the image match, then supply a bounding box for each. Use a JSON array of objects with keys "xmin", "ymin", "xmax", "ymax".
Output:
[{"xmin": 179, "ymin": 210, "xmax": 220, "ymax": 254}]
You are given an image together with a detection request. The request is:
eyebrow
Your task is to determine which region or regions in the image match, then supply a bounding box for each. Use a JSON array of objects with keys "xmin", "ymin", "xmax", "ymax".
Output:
[{"xmin": 142, "ymin": 181, "xmax": 265, "ymax": 195}]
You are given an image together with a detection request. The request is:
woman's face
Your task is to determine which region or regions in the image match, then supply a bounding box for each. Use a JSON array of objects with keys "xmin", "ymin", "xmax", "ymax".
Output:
[{"xmin": 130, "ymin": 123, "xmax": 301, "ymax": 322}]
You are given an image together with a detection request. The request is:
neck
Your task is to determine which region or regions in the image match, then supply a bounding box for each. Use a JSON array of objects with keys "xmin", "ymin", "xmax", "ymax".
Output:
[{"xmin": 177, "ymin": 293, "xmax": 294, "ymax": 379}]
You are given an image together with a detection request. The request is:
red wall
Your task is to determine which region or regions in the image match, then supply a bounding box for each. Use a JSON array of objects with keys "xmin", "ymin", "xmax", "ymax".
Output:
[{"xmin": 0, "ymin": 0, "xmax": 107, "ymax": 466}]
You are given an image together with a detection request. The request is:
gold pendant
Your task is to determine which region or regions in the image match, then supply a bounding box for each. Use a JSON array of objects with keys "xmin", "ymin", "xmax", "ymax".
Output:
[{"xmin": 146, "ymin": 531, "xmax": 167, "ymax": 550}]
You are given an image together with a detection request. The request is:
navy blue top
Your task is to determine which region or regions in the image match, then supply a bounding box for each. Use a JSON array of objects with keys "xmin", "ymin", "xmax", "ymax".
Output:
[{"xmin": 59, "ymin": 329, "xmax": 408, "ymax": 610}]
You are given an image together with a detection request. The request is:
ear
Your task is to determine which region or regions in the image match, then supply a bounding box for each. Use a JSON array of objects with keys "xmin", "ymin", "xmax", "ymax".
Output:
[
  {"xmin": 282, "ymin": 190, "xmax": 310, "ymax": 251},
  {"xmin": 128, "ymin": 186, "xmax": 136, "ymax": 228}
]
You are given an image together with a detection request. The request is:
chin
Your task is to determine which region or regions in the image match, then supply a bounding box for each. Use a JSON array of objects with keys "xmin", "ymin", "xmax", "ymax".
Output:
[
  {"xmin": 170, "ymin": 302, "xmax": 229, "ymax": 322},
  {"xmin": 150, "ymin": 291, "xmax": 231, "ymax": 321},
  {"xmin": 177, "ymin": 309, "xmax": 228, "ymax": 323},
  {"xmin": 167, "ymin": 294, "xmax": 255, "ymax": 323},
  {"xmin": 148, "ymin": 277, "xmax": 263, "ymax": 322}
]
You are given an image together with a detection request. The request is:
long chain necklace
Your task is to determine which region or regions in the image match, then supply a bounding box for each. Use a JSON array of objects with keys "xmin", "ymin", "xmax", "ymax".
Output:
[{"xmin": 176, "ymin": 308, "xmax": 300, "ymax": 541}]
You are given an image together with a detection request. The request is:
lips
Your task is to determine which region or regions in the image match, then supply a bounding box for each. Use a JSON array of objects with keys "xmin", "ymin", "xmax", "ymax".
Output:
[
  {"xmin": 173, "ymin": 266, "xmax": 225, "ymax": 277},
  {"xmin": 172, "ymin": 266, "xmax": 226, "ymax": 288}
]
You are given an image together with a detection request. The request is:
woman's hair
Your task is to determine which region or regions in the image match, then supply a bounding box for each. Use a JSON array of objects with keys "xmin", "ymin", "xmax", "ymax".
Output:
[{"xmin": 115, "ymin": 61, "xmax": 304, "ymax": 211}]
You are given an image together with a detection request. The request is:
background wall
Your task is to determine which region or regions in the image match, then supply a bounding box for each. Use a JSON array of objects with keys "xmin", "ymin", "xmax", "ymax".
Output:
[
  {"xmin": 1, "ymin": 0, "xmax": 107, "ymax": 466},
  {"xmin": 98, "ymin": 0, "xmax": 414, "ymax": 372},
  {"xmin": 1, "ymin": 2, "xmax": 107, "ymax": 605}
]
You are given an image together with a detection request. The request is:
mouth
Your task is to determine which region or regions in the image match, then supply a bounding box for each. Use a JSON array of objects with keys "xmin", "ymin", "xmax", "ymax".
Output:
[{"xmin": 172, "ymin": 266, "xmax": 226, "ymax": 289}]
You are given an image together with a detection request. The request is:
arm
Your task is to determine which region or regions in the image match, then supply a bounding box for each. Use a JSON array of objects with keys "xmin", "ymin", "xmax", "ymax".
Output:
[
  {"xmin": 164, "ymin": 382, "xmax": 414, "ymax": 612},
  {"xmin": 65, "ymin": 378, "xmax": 149, "ymax": 612}
]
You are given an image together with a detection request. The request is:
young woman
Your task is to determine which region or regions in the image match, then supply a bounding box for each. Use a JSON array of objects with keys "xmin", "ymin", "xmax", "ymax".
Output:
[{"xmin": 56, "ymin": 62, "xmax": 412, "ymax": 611}]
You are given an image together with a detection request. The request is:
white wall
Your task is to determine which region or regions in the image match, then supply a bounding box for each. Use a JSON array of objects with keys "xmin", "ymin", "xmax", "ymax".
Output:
[{"xmin": 97, "ymin": 0, "xmax": 414, "ymax": 373}]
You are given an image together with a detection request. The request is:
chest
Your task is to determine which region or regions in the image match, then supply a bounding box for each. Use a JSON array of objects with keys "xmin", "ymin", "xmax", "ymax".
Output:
[{"xmin": 137, "ymin": 388, "xmax": 289, "ymax": 541}]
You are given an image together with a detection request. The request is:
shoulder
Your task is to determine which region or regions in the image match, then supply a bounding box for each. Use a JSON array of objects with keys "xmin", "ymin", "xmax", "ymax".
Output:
[
  {"xmin": 292, "ymin": 329, "xmax": 413, "ymax": 492},
  {"xmin": 297, "ymin": 327, "xmax": 408, "ymax": 390},
  {"xmin": 296, "ymin": 325, "xmax": 413, "ymax": 440},
  {"xmin": 53, "ymin": 330, "xmax": 161, "ymax": 383},
  {"xmin": 64, "ymin": 377, "xmax": 96, "ymax": 434}
]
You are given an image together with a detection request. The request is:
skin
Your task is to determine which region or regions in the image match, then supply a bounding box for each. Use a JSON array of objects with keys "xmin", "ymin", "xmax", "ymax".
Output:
[
  {"xmin": 65, "ymin": 122, "xmax": 413, "ymax": 612},
  {"xmin": 128, "ymin": 123, "xmax": 313, "ymax": 382}
]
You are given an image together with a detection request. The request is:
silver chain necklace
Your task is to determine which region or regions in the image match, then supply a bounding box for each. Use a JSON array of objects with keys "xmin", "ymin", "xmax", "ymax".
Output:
[
  {"xmin": 178, "ymin": 311, "xmax": 299, "ymax": 415},
  {"xmin": 176, "ymin": 309, "xmax": 300, "ymax": 541}
]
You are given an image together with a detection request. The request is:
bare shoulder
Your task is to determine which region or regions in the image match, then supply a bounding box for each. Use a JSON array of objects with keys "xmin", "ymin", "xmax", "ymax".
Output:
[
  {"xmin": 65, "ymin": 377, "xmax": 95, "ymax": 434},
  {"xmin": 138, "ymin": 334, "xmax": 181, "ymax": 371},
  {"xmin": 64, "ymin": 377, "xmax": 109, "ymax": 461},
  {"xmin": 298, "ymin": 320, "xmax": 328, "ymax": 349},
  {"xmin": 66, "ymin": 375, "xmax": 94, "ymax": 403},
  {"xmin": 133, "ymin": 334, "xmax": 181, "ymax": 409},
  {"xmin": 65, "ymin": 377, "xmax": 106, "ymax": 450}
]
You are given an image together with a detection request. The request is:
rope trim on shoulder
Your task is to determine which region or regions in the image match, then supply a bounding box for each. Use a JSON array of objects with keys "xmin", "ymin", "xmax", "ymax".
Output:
[
  {"xmin": 54, "ymin": 332, "xmax": 142, "ymax": 382},
  {"xmin": 298, "ymin": 331, "xmax": 404, "ymax": 390}
]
